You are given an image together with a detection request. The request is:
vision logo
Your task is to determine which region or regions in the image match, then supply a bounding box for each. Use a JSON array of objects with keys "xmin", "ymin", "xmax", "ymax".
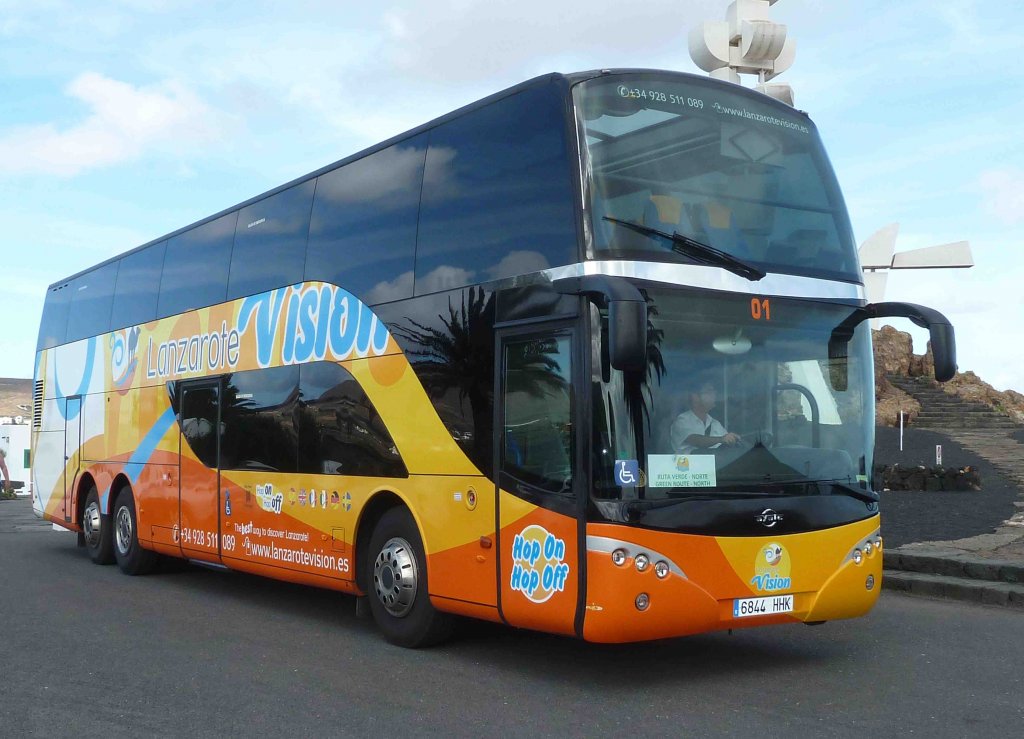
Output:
[
  {"xmin": 751, "ymin": 542, "xmax": 792, "ymax": 592},
  {"xmin": 509, "ymin": 525, "xmax": 570, "ymax": 604},
  {"xmin": 238, "ymin": 283, "xmax": 391, "ymax": 369}
]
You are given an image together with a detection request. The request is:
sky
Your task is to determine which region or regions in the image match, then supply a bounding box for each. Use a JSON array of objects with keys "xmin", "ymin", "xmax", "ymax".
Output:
[{"xmin": 1, "ymin": 0, "xmax": 1021, "ymax": 390}]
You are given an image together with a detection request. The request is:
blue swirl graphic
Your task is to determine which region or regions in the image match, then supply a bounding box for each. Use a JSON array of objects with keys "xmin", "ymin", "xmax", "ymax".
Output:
[{"xmin": 54, "ymin": 337, "xmax": 97, "ymax": 421}]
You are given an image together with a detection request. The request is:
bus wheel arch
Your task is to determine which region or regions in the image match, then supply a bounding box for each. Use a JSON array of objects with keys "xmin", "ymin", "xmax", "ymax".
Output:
[
  {"xmin": 355, "ymin": 492, "xmax": 454, "ymax": 647},
  {"xmin": 110, "ymin": 481, "xmax": 158, "ymax": 576},
  {"xmin": 354, "ymin": 491, "xmax": 406, "ymax": 594},
  {"xmin": 74, "ymin": 471, "xmax": 97, "ymax": 524},
  {"xmin": 80, "ymin": 476, "xmax": 114, "ymax": 565}
]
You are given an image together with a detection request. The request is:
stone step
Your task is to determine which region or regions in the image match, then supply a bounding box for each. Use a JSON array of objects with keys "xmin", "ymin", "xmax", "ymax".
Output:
[
  {"xmin": 914, "ymin": 419, "xmax": 1018, "ymax": 426},
  {"xmin": 914, "ymin": 411, "xmax": 1011, "ymax": 418},
  {"xmin": 915, "ymin": 422, "xmax": 1020, "ymax": 430},
  {"xmin": 918, "ymin": 417, "xmax": 1015, "ymax": 424},
  {"xmin": 884, "ymin": 550, "xmax": 1024, "ymax": 583},
  {"xmin": 918, "ymin": 407, "xmax": 1012, "ymax": 413},
  {"xmin": 883, "ymin": 570, "xmax": 1024, "ymax": 608}
]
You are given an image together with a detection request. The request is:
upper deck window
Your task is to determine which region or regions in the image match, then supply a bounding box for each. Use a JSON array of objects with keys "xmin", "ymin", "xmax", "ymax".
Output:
[
  {"xmin": 228, "ymin": 181, "xmax": 314, "ymax": 301},
  {"xmin": 574, "ymin": 74, "xmax": 859, "ymax": 283},
  {"xmin": 415, "ymin": 82, "xmax": 578, "ymax": 295},
  {"xmin": 158, "ymin": 212, "xmax": 237, "ymax": 317},
  {"xmin": 305, "ymin": 137, "xmax": 426, "ymax": 305},
  {"xmin": 110, "ymin": 242, "xmax": 166, "ymax": 329},
  {"xmin": 65, "ymin": 261, "xmax": 119, "ymax": 342}
]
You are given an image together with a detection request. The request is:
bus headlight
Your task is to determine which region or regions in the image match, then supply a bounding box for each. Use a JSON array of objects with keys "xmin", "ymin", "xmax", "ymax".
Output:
[
  {"xmin": 635, "ymin": 593, "xmax": 650, "ymax": 611},
  {"xmin": 852, "ymin": 548, "xmax": 863, "ymax": 565},
  {"xmin": 654, "ymin": 561, "xmax": 670, "ymax": 579},
  {"xmin": 864, "ymin": 541, "xmax": 873, "ymax": 556},
  {"xmin": 611, "ymin": 549, "xmax": 627, "ymax": 566},
  {"xmin": 634, "ymin": 553, "xmax": 650, "ymax": 572}
]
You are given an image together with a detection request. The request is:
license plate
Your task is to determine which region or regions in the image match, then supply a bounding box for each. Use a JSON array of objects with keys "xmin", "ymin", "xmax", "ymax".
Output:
[{"xmin": 733, "ymin": 594, "xmax": 794, "ymax": 618}]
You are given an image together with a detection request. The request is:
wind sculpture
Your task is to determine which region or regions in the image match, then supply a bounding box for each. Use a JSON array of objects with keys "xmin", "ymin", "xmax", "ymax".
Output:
[
  {"xmin": 859, "ymin": 223, "xmax": 974, "ymax": 308},
  {"xmin": 689, "ymin": 0, "xmax": 796, "ymax": 105}
]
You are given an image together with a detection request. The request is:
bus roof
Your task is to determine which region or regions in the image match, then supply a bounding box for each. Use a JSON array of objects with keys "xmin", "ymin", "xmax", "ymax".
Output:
[{"xmin": 47, "ymin": 68, "xmax": 811, "ymax": 290}]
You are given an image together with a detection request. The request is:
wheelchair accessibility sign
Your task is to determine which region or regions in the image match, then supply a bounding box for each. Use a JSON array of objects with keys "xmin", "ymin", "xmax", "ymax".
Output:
[{"xmin": 615, "ymin": 459, "xmax": 641, "ymax": 486}]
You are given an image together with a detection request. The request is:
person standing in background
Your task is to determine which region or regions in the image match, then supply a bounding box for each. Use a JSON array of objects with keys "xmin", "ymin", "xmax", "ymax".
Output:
[{"xmin": 0, "ymin": 448, "xmax": 13, "ymax": 499}]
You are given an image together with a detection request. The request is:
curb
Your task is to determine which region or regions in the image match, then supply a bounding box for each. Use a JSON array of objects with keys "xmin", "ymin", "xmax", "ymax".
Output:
[
  {"xmin": 883, "ymin": 549, "xmax": 1024, "ymax": 609},
  {"xmin": 884, "ymin": 550, "xmax": 1024, "ymax": 583},
  {"xmin": 883, "ymin": 570, "xmax": 1024, "ymax": 609}
]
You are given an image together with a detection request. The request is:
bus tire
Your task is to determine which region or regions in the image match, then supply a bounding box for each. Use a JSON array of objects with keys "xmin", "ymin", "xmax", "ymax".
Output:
[
  {"xmin": 112, "ymin": 486, "xmax": 158, "ymax": 576},
  {"xmin": 82, "ymin": 486, "xmax": 114, "ymax": 565},
  {"xmin": 366, "ymin": 507, "xmax": 454, "ymax": 648}
]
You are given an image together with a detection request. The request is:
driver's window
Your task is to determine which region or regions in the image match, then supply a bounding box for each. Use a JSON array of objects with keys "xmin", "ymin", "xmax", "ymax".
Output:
[{"xmin": 502, "ymin": 334, "xmax": 573, "ymax": 495}]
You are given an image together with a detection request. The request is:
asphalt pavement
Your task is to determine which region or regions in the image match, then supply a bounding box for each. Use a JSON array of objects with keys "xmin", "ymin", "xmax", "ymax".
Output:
[
  {"xmin": 874, "ymin": 426, "xmax": 1022, "ymax": 547},
  {"xmin": 1, "ymin": 498, "xmax": 1022, "ymax": 738}
]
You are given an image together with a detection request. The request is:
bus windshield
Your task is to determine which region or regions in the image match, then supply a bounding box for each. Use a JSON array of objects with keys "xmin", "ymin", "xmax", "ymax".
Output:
[
  {"xmin": 574, "ymin": 73, "xmax": 860, "ymax": 283},
  {"xmin": 591, "ymin": 288, "xmax": 874, "ymax": 512}
]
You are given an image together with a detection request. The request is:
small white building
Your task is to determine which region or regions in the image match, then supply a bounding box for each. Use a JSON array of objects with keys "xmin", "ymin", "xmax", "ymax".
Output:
[{"xmin": 0, "ymin": 419, "xmax": 31, "ymax": 496}]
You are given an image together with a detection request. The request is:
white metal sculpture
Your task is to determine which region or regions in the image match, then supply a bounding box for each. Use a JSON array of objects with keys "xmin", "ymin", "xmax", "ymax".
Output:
[
  {"xmin": 859, "ymin": 223, "xmax": 973, "ymax": 306},
  {"xmin": 689, "ymin": 0, "xmax": 796, "ymax": 104}
]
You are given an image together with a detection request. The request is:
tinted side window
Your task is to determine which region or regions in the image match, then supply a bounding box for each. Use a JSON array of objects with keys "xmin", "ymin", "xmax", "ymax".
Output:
[
  {"xmin": 110, "ymin": 242, "xmax": 166, "ymax": 329},
  {"xmin": 37, "ymin": 282, "xmax": 73, "ymax": 351},
  {"xmin": 297, "ymin": 362, "xmax": 406, "ymax": 477},
  {"xmin": 381, "ymin": 287, "xmax": 495, "ymax": 476},
  {"xmin": 227, "ymin": 181, "xmax": 315, "ymax": 300},
  {"xmin": 220, "ymin": 365, "xmax": 300, "ymax": 473},
  {"xmin": 305, "ymin": 136, "xmax": 426, "ymax": 305},
  {"xmin": 158, "ymin": 212, "xmax": 237, "ymax": 317},
  {"xmin": 180, "ymin": 384, "xmax": 220, "ymax": 469},
  {"xmin": 415, "ymin": 82, "xmax": 577, "ymax": 295},
  {"xmin": 502, "ymin": 334, "xmax": 573, "ymax": 495},
  {"xmin": 66, "ymin": 261, "xmax": 119, "ymax": 342}
]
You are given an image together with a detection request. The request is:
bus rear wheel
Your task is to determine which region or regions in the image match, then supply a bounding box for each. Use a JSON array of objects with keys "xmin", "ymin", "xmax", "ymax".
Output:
[
  {"xmin": 366, "ymin": 507, "xmax": 454, "ymax": 648},
  {"xmin": 112, "ymin": 486, "xmax": 158, "ymax": 576},
  {"xmin": 82, "ymin": 486, "xmax": 114, "ymax": 565}
]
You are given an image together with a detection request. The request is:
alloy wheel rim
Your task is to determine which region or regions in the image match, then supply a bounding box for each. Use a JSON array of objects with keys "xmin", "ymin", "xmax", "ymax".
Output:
[
  {"xmin": 115, "ymin": 505, "xmax": 133, "ymax": 555},
  {"xmin": 372, "ymin": 537, "xmax": 418, "ymax": 618},
  {"xmin": 83, "ymin": 501, "xmax": 102, "ymax": 549}
]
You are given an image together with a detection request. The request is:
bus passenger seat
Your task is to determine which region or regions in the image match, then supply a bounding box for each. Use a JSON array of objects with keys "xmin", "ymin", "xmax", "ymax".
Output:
[
  {"xmin": 644, "ymin": 195, "xmax": 694, "ymax": 232},
  {"xmin": 693, "ymin": 202, "xmax": 753, "ymax": 258}
]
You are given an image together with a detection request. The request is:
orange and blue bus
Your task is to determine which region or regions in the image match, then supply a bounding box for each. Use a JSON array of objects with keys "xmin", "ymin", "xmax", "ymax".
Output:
[{"xmin": 32, "ymin": 69, "xmax": 955, "ymax": 646}]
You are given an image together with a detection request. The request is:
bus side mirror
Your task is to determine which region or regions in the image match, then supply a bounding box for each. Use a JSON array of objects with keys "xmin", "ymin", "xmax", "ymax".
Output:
[
  {"xmin": 553, "ymin": 274, "xmax": 648, "ymax": 373},
  {"xmin": 828, "ymin": 301, "xmax": 957, "ymax": 391}
]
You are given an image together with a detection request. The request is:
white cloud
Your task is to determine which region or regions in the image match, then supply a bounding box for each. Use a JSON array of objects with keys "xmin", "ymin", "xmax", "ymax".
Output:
[
  {"xmin": 977, "ymin": 168, "xmax": 1024, "ymax": 226},
  {"xmin": 416, "ymin": 265, "xmax": 476, "ymax": 295},
  {"xmin": 0, "ymin": 72, "xmax": 226, "ymax": 176}
]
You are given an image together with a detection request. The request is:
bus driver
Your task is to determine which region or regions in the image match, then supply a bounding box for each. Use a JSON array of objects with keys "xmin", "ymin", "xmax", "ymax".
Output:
[{"xmin": 670, "ymin": 380, "xmax": 740, "ymax": 455}]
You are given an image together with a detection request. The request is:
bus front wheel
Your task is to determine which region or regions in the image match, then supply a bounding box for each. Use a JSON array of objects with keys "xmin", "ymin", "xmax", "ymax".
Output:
[
  {"xmin": 82, "ymin": 486, "xmax": 114, "ymax": 565},
  {"xmin": 112, "ymin": 486, "xmax": 158, "ymax": 576},
  {"xmin": 366, "ymin": 507, "xmax": 454, "ymax": 648}
]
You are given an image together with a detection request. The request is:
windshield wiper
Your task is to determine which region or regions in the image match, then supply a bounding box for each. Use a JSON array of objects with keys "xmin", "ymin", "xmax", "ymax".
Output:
[
  {"xmin": 603, "ymin": 217, "xmax": 766, "ymax": 281},
  {"xmin": 821, "ymin": 480, "xmax": 879, "ymax": 504}
]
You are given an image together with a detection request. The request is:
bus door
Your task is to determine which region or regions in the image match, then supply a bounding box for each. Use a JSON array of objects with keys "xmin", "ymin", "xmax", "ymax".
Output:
[
  {"xmin": 178, "ymin": 380, "xmax": 222, "ymax": 560},
  {"xmin": 496, "ymin": 326, "xmax": 582, "ymax": 636},
  {"xmin": 63, "ymin": 395, "xmax": 82, "ymax": 523}
]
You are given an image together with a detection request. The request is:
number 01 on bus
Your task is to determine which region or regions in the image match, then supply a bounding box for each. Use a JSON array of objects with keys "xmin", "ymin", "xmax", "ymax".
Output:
[{"xmin": 31, "ymin": 69, "xmax": 956, "ymax": 647}]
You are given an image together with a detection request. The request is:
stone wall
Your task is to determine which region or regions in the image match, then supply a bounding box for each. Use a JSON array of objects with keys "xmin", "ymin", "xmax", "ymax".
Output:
[{"xmin": 874, "ymin": 464, "xmax": 981, "ymax": 492}]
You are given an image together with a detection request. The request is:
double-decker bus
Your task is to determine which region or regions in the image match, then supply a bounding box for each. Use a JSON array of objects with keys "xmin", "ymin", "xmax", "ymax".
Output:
[{"xmin": 32, "ymin": 69, "xmax": 955, "ymax": 647}]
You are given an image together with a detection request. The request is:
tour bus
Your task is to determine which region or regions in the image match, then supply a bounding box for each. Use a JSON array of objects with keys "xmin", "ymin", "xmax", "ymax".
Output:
[{"xmin": 32, "ymin": 69, "xmax": 955, "ymax": 647}]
